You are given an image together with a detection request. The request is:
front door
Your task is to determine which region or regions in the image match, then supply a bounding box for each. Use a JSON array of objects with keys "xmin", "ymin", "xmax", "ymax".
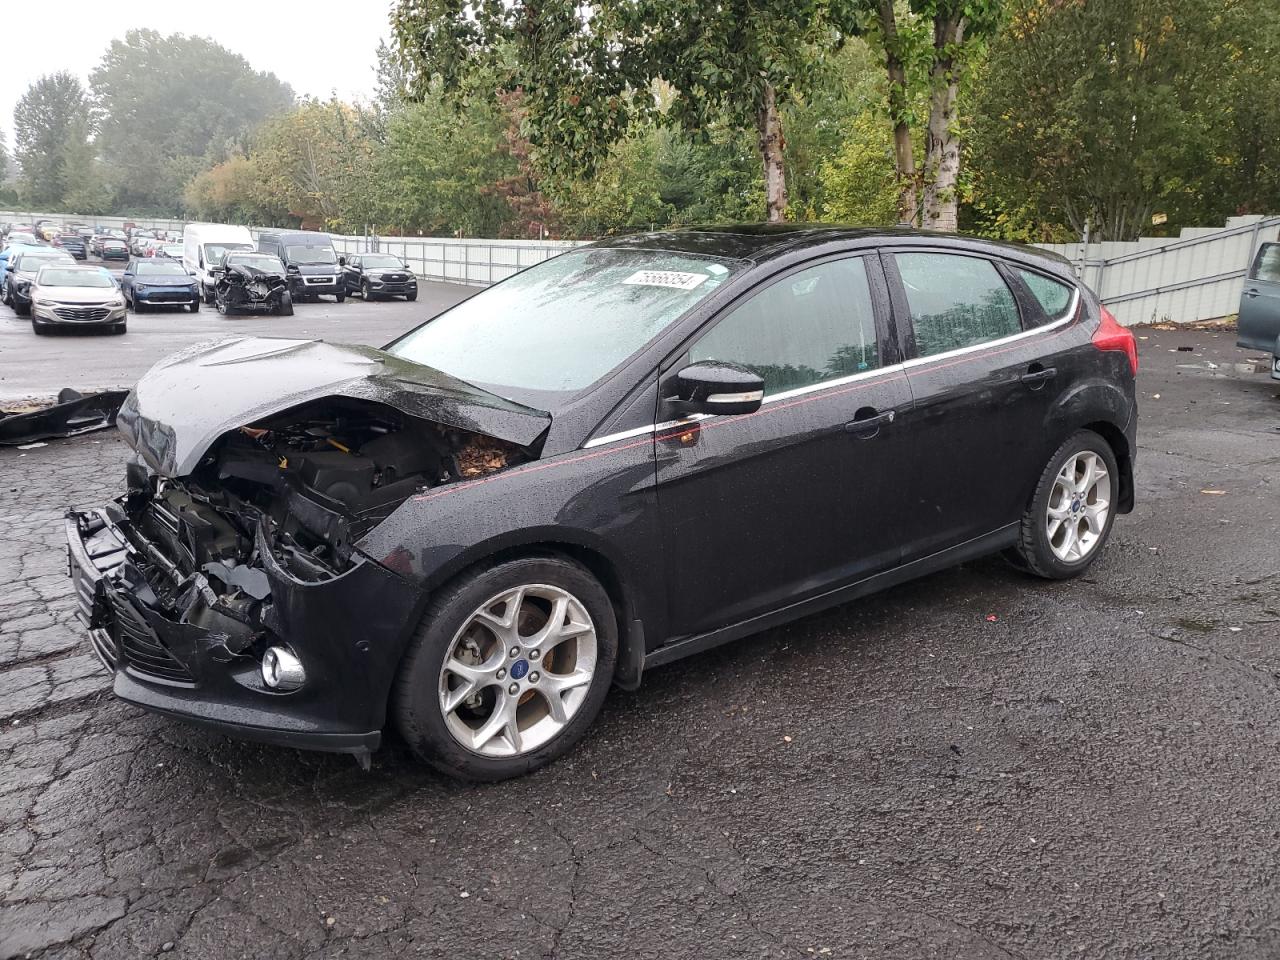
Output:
[
  {"xmin": 655, "ymin": 254, "xmax": 913, "ymax": 639},
  {"xmin": 1238, "ymin": 242, "xmax": 1280, "ymax": 356}
]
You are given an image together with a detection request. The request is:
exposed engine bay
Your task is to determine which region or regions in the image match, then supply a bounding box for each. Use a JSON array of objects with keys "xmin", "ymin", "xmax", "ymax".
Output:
[
  {"xmin": 128, "ymin": 399, "xmax": 528, "ymax": 593},
  {"xmin": 214, "ymin": 259, "xmax": 291, "ymax": 314}
]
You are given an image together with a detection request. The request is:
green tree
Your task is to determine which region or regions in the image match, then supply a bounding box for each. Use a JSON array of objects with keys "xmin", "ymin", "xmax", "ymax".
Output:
[
  {"xmin": 391, "ymin": 0, "xmax": 849, "ymax": 223},
  {"xmin": 970, "ymin": 0, "xmax": 1227, "ymax": 241},
  {"xmin": 91, "ymin": 29, "xmax": 294, "ymax": 214},
  {"xmin": 852, "ymin": 0, "xmax": 1004, "ymax": 230},
  {"xmin": 818, "ymin": 111, "xmax": 899, "ymax": 224},
  {"xmin": 13, "ymin": 72, "xmax": 91, "ymax": 208}
]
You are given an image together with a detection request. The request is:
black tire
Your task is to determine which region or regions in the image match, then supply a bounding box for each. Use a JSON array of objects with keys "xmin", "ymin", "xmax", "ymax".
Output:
[
  {"xmin": 202, "ymin": 284, "xmax": 215, "ymax": 305},
  {"xmin": 111, "ymin": 321, "xmax": 127, "ymax": 335},
  {"xmin": 188, "ymin": 299, "xmax": 199, "ymax": 313},
  {"xmin": 275, "ymin": 292, "xmax": 294, "ymax": 316},
  {"xmin": 133, "ymin": 298, "xmax": 147, "ymax": 313},
  {"xmin": 1, "ymin": 284, "xmax": 10, "ymax": 306},
  {"xmin": 361, "ymin": 280, "xmax": 373, "ymax": 301},
  {"xmin": 1007, "ymin": 429, "xmax": 1119, "ymax": 580},
  {"xmin": 393, "ymin": 556, "xmax": 618, "ymax": 782},
  {"xmin": 14, "ymin": 299, "xmax": 29, "ymax": 317},
  {"xmin": 215, "ymin": 295, "xmax": 230, "ymax": 316},
  {"xmin": 335, "ymin": 289, "xmax": 346, "ymax": 303},
  {"xmin": 31, "ymin": 319, "xmax": 46, "ymax": 335},
  {"xmin": 405, "ymin": 290, "xmax": 417, "ymax": 302}
]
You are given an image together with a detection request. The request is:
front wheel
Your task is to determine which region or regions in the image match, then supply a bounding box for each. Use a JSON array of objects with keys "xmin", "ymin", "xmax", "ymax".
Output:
[
  {"xmin": 202, "ymin": 284, "xmax": 215, "ymax": 305},
  {"xmin": 361, "ymin": 280, "xmax": 373, "ymax": 301},
  {"xmin": 1007, "ymin": 430, "xmax": 1119, "ymax": 579},
  {"xmin": 335, "ymin": 290, "xmax": 346, "ymax": 303},
  {"xmin": 393, "ymin": 556, "xmax": 618, "ymax": 782},
  {"xmin": 275, "ymin": 292, "xmax": 294, "ymax": 316},
  {"xmin": 405, "ymin": 290, "xmax": 417, "ymax": 302},
  {"xmin": 214, "ymin": 294, "xmax": 230, "ymax": 316}
]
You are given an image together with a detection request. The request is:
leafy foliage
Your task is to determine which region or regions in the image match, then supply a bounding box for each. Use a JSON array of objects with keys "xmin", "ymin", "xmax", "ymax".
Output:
[{"xmin": 13, "ymin": 73, "xmax": 92, "ymax": 208}]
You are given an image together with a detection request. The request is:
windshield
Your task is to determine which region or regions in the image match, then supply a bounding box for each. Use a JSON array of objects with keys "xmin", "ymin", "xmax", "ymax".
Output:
[
  {"xmin": 362, "ymin": 255, "xmax": 406, "ymax": 270},
  {"xmin": 286, "ymin": 243, "xmax": 336, "ymax": 265},
  {"xmin": 38, "ymin": 268, "xmax": 114, "ymax": 288},
  {"xmin": 18, "ymin": 253, "xmax": 70, "ymax": 270},
  {"xmin": 138, "ymin": 261, "xmax": 187, "ymax": 276},
  {"xmin": 389, "ymin": 248, "xmax": 741, "ymax": 396},
  {"xmin": 204, "ymin": 242, "xmax": 252, "ymax": 265},
  {"xmin": 227, "ymin": 254, "xmax": 284, "ymax": 271}
]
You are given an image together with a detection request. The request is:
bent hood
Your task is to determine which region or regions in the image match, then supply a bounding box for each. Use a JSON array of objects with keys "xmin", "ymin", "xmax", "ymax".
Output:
[{"xmin": 118, "ymin": 337, "xmax": 551, "ymax": 476}]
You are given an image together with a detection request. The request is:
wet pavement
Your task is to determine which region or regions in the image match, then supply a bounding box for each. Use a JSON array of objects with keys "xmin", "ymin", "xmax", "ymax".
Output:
[{"xmin": 1, "ymin": 327, "xmax": 1278, "ymax": 959}]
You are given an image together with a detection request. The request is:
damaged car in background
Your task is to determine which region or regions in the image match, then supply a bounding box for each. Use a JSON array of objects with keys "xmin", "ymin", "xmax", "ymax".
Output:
[
  {"xmin": 67, "ymin": 228, "xmax": 1138, "ymax": 781},
  {"xmin": 212, "ymin": 252, "xmax": 293, "ymax": 316}
]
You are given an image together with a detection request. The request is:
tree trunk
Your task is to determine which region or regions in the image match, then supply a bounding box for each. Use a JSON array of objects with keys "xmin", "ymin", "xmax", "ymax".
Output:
[
  {"xmin": 756, "ymin": 82, "xmax": 787, "ymax": 223},
  {"xmin": 878, "ymin": 0, "xmax": 916, "ymax": 225},
  {"xmin": 921, "ymin": 16, "xmax": 965, "ymax": 233}
]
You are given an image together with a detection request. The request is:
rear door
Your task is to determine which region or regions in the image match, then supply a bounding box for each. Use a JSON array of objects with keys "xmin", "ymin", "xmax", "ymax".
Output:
[
  {"xmin": 886, "ymin": 249, "xmax": 1078, "ymax": 560},
  {"xmin": 655, "ymin": 254, "xmax": 913, "ymax": 638},
  {"xmin": 1238, "ymin": 243, "xmax": 1280, "ymax": 356}
]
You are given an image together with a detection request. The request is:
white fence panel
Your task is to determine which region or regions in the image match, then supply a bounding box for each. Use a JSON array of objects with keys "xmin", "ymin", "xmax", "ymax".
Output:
[{"xmin": 1036, "ymin": 215, "xmax": 1280, "ymax": 326}]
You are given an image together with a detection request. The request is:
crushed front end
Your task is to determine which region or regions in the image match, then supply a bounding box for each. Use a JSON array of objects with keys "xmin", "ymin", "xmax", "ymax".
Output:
[{"xmin": 66, "ymin": 394, "xmax": 531, "ymax": 766}]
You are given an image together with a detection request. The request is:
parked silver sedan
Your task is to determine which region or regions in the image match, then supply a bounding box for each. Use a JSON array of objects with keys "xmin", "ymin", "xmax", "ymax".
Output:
[{"xmin": 30, "ymin": 265, "xmax": 128, "ymax": 335}]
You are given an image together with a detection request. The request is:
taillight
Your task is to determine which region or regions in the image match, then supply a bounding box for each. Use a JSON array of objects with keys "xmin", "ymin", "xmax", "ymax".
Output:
[{"xmin": 1092, "ymin": 304, "xmax": 1138, "ymax": 376}]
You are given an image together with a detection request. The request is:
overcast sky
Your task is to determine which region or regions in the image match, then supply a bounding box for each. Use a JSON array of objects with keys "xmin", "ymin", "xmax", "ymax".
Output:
[{"xmin": 0, "ymin": 0, "xmax": 392, "ymax": 145}]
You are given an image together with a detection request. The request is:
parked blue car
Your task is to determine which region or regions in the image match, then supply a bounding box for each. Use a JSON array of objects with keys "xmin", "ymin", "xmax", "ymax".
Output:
[{"xmin": 120, "ymin": 258, "xmax": 200, "ymax": 313}]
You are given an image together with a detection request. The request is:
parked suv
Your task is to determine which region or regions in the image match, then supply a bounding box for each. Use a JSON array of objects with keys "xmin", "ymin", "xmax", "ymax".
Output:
[
  {"xmin": 1237, "ymin": 241, "xmax": 1280, "ymax": 380},
  {"xmin": 341, "ymin": 253, "xmax": 419, "ymax": 301},
  {"xmin": 66, "ymin": 227, "xmax": 1137, "ymax": 781},
  {"xmin": 256, "ymin": 229, "xmax": 345, "ymax": 302},
  {"xmin": 54, "ymin": 234, "xmax": 88, "ymax": 260}
]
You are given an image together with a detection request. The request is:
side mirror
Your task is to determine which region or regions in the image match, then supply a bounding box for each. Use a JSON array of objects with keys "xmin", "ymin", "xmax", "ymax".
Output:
[
  {"xmin": 665, "ymin": 361, "xmax": 764, "ymax": 416},
  {"xmin": 286, "ymin": 264, "xmax": 300, "ymax": 273},
  {"xmin": 338, "ymin": 256, "xmax": 346, "ymax": 266}
]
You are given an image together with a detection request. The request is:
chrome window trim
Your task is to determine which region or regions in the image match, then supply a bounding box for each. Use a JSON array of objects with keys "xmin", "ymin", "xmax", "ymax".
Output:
[
  {"xmin": 900, "ymin": 287, "xmax": 1079, "ymax": 370},
  {"xmin": 582, "ymin": 286, "xmax": 1079, "ymax": 450}
]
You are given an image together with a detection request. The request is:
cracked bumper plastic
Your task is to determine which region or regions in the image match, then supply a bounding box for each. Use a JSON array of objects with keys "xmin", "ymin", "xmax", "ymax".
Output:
[{"xmin": 66, "ymin": 508, "xmax": 424, "ymax": 764}]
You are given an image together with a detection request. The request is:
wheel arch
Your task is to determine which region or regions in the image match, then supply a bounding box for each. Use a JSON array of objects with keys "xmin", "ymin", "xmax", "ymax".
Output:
[
  {"xmin": 1038, "ymin": 380, "xmax": 1135, "ymax": 514},
  {"xmin": 416, "ymin": 531, "xmax": 649, "ymax": 691}
]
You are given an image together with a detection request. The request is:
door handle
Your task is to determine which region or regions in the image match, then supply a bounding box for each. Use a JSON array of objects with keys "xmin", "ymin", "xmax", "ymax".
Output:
[
  {"xmin": 844, "ymin": 408, "xmax": 895, "ymax": 438},
  {"xmin": 1020, "ymin": 366, "xmax": 1058, "ymax": 387}
]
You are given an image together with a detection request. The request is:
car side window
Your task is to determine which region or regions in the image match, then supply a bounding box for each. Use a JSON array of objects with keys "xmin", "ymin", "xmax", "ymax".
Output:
[
  {"xmin": 894, "ymin": 253, "xmax": 1021, "ymax": 357},
  {"xmin": 1251, "ymin": 243, "xmax": 1280, "ymax": 283},
  {"xmin": 689, "ymin": 257, "xmax": 879, "ymax": 397},
  {"xmin": 1015, "ymin": 268, "xmax": 1075, "ymax": 322}
]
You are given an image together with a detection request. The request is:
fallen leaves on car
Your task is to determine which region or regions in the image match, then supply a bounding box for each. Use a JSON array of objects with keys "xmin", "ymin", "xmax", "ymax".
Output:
[{"xmin": 455, "ymin": 435, "xmax": 513, "ymax": 478}]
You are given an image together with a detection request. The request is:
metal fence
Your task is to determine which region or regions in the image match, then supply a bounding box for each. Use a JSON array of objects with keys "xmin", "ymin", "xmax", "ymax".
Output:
[
  {"xmin": 328, "ymin": 235, "xmax": 583, "ymax": 286},
  {"xmin": 8, "ymin": 206, "xmax": 1276, "ymax": 324},
  {"xmin": 1034, "ymin": 215, "xmax": 1280, "ymax": 327}
]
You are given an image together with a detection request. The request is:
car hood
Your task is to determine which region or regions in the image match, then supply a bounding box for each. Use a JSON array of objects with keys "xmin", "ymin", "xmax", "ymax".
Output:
[
  {"xmin": 134, "ymin": 275, "xmax": 194, "ymax": 286},
  {"xmin": 33, "ymin": 285, "xmax": 121, "ymax": 303},
  {"xmin": 117, "ymin": 337, "xmax": 552, "ymax": 477}
]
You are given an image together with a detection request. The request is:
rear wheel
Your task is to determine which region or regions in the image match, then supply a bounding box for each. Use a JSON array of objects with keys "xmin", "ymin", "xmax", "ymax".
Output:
[
  {"xmin": 394, "ymin": 556, "xmax": 617, "ymax": 782},
  {"xmin": 1008, "ymin": 430, "xmax": 1119, "ymax": 579}
]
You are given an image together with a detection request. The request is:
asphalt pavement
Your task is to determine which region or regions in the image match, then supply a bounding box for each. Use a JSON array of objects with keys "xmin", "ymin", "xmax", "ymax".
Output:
[
  {"xmin": 1, "ymin": 324, "xmax": 1279, "ymax": 959},
  {"xmin": 0, "ymin": 259, "xmax": 473, "ymax": 402}
]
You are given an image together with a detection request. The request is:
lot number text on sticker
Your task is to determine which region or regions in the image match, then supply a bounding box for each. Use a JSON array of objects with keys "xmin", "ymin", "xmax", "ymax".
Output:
[{"xmin": 622, "ymin": 270, "xmax": 709, "ymax": 290}]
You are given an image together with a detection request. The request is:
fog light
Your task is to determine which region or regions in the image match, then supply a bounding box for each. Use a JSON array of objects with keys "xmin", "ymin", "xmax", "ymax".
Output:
[{"xmin": 261, "ymin": 646, "xmax": 305, "ymax": 690}]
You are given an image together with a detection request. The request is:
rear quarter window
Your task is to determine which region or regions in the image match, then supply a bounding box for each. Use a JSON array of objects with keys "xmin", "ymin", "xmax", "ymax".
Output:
[{"xmin": 1015, "ymin": 268, "xmax": 1076, "ymax": 322}]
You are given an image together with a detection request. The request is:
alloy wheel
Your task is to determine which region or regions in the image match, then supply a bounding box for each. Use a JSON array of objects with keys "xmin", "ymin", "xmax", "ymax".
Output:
[
  {"xmin": 1046, "ymin": 450, "xmax": 1111, "ymax": 563},
  {"xmin": 438, "ymin": 584, "xmax": 598, "ymax": 758}
]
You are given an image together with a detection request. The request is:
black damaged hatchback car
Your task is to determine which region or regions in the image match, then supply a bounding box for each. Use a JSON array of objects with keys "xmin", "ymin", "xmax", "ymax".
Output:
[{"xmin": 67, "ymin": 226, "xmax": 1138, "ymax": 781}]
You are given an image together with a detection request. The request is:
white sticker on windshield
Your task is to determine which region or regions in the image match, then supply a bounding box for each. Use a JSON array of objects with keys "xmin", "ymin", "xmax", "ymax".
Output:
[{"xmin": 622, "ymin": 270, "xmax": 708, "ymax": 290}]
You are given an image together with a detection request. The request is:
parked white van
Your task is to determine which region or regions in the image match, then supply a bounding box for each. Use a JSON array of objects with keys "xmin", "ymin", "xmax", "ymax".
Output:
[{"xmin": 183, "ymin": 224, "xmax": 255, "ymax": 304}]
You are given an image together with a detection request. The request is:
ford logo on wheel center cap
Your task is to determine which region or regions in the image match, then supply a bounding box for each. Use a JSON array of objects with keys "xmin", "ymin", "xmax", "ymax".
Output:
[{"xmin": 510, "ymin": 659, "xmax": 530, "ymax": 680}]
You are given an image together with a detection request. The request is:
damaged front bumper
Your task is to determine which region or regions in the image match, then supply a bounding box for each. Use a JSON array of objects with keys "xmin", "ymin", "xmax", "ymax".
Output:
[{"xmin": 66, "ymin": 504, "xmax": 422, "ymax": 766}]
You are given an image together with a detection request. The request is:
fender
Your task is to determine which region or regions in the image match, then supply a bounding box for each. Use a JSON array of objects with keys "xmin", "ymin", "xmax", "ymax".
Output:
[{"xmin": 1038, "ymin": 376, "xmax": 1136, "ymax": 511}]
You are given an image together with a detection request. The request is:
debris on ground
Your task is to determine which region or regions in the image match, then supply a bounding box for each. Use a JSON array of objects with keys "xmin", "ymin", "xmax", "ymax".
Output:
[{"xmin": 0, "ymin": 387, "xmax": 128, "ymax": 446}]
